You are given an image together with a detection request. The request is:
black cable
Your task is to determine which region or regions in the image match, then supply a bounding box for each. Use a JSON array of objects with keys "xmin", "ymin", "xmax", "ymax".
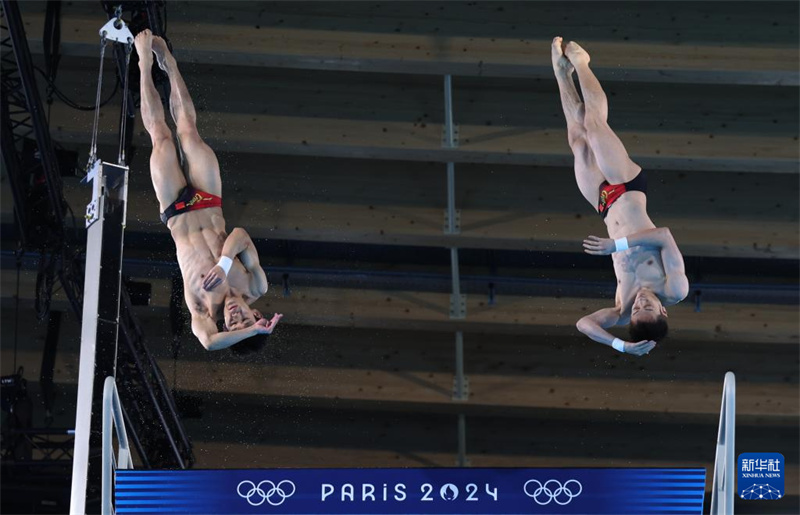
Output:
[
  {"xmin": 33, "ymin": 65, "xmax": 120, "ymax": 111},
  {"xmin": 13, "ymin": 250, "xmax": 21, "ymax": 374},
  {"xmin": 65, "ymin": 202, "xmax": 79, "ymax": 241},
  {"xmin": 43, "ymin": 0, "xmax": 62, "ymax": 84},
  {"xmin": 172, "ymin": 352, "xmax": 177, "ymax": 393}
]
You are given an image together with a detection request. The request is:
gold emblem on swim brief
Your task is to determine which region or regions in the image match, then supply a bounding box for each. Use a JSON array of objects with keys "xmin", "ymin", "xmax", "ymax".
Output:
[
  {"xmin": 186, "ymin": 193, "xmax": 212, "ymax": 207},
  {"xmin": 600, "ymin": 188, "xmax": 615, "ymax": 206}
]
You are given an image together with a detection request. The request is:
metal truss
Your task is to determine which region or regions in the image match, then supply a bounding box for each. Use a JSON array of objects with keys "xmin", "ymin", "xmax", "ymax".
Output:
[
  {"xmin": 2, "ymin": 428, "xmax": 75, "ymax": 462},
  {"xmin": 1, "ymin": 0, "xmax": 192, "ymax": 490}
]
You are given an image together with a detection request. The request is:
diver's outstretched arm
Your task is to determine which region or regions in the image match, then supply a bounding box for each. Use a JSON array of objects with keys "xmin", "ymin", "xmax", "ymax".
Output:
[
  {"xmin": 191, "ymin": 312, "xmax": 280, "ymax": 351},
  {"xmin": 577, "ymin": 307, "xmax": 656, "ymax": 356}
]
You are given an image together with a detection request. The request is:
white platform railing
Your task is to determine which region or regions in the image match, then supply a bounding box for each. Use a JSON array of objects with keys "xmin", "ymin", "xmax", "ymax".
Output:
[
  {"xmin": 102, "ymin": 376, "xmax": 134, "ymax": 515},
  {"xmin": 711, "ymin": 371, "xmax": 736, "ymax": 515}
]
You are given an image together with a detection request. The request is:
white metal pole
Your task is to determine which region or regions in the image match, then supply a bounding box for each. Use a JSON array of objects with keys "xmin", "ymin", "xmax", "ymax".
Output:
[
  {"xmin": 70, "ymin": 162, "xmax": 128, "ymax": 515},
  {"xmin": 711, "ymin": 371, "xmax": 736, "ymax": 515},
  {"xmin": 70, "ymin": 165, "xmax": 106, "ymax": 515}
]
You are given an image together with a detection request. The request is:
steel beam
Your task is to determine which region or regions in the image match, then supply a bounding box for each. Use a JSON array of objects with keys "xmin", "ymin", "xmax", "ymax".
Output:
[
  {"xmin": 2, "ymin": 249, "xmax": 798, "ymax": 305},
  {"xmin": 1, "ymin": 0, "xmax": 64, "ymax": 227},
  {"xmin": 0, "ymin": 91, "xmax": 28, "ymax": 243}
]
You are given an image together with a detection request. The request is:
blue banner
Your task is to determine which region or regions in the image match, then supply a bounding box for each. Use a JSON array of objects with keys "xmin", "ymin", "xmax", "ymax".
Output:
[{"xmin": 116, "ymin": 468, "xmax": 706, "ymax": 514}]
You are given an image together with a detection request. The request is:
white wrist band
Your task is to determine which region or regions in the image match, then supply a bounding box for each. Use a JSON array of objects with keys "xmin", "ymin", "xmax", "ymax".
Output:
[
  {"xmin": 217, "ymin": 256, "xmax": 233, "ymax": 276},
  {"xmin": 614, "ymin": 237, "xmax": 629, "ymax": 252},
  {"xmin": 612, "ymin": 338, "xmax": 626, "ymax": 353}
]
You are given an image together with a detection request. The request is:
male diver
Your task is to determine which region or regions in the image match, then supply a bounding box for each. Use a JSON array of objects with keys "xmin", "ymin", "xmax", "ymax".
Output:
[
  {"xmin": 551, "ymin": 37, "xmax": 689, "ymax": 356},
  {"xmin": 135, "ymin": 30, "xmax": 282, "ymax": 352}
]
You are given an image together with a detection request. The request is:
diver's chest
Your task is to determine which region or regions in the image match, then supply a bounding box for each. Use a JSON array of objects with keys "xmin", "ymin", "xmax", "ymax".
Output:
[{"xmin": 614, "ymin": 249, "xmax": 665, "ymax": 281}]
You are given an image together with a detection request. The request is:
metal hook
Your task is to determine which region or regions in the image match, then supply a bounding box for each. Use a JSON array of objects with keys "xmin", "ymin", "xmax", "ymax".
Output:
[{"xmin": 98, "ymin": 16, "xmax": 133, "ymax": 44}]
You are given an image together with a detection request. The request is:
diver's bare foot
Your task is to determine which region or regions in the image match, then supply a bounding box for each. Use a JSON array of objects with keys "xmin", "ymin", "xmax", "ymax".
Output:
[
  {"xmin": 551, "ymin": 36, "xmax": 574, "ymax": 76},
  {"xmin": 151, "ymin": 35, "xmax": 175, "ymax": 73},
  {"xmin": 565, "ymin": 41, "xmax": 590, "ymax": 67},
  {"xmin": 134, "ymin": 29, "xmax": 153, "ymax": 62}
]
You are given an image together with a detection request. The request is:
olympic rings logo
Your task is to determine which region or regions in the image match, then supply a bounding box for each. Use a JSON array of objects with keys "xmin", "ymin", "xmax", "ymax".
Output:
[
  {"xmin": 236, "ymin": 480, "xmax": 296, "ymax": 506},
  {"xmin": 524, "ymin": 479, "xmax": 583, "ymax": 505}
]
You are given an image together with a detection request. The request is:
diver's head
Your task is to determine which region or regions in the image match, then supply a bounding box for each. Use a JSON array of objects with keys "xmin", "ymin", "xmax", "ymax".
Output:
[
  {"xmin": 222, "ymin": 294, "xmax": 262, "ymax": 332},
  {"xmin": 629, "ymin": 288, "xmax": 669, "ymax": 342}
]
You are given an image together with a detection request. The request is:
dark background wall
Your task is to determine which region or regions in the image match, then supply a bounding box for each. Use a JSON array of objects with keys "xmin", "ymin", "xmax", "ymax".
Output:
[{"xmin": 1, "ymin": 2, "xmax": 798, "ymax": 514}]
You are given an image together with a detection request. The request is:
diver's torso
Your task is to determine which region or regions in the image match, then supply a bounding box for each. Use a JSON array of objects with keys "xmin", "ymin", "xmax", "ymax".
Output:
[
  {"xmin": 168, "ymin": 208, "xmax": 253, "ymax": 318},
  {"xmin": 603, "ymin": 192, "xmax": 668, "ymax": 314}
]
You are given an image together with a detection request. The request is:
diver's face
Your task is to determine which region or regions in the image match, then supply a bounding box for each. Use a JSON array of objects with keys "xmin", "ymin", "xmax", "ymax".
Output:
[
  {"xmin": 630, "ymin": 289, "xmax": 667, "ymax": 323},
  {"xmin": 223, "ymin": 297, "xmax": 261, "ymax": 331}
]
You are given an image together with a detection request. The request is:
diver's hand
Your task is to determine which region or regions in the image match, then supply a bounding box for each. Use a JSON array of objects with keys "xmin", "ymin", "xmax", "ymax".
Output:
[
  {"xmin": 202, "ymin": 265, "xmax": 226, "ymax": 291},
  {"xmin": 254, "ymin": 313, "xmax": 283, "ymax": 334},
  {"xmin": 583, "ymin": 235, "xmax": 615, "ymax": 255},
  {"xmin": 625, "ymin": 340, "xmax": 656, "ymax": 356}
]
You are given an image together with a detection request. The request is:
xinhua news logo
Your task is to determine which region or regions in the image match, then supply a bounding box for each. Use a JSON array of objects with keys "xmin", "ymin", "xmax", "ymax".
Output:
[{"xmin": 738, "ymin": 452, "xmax": 784, "ymax": 501}]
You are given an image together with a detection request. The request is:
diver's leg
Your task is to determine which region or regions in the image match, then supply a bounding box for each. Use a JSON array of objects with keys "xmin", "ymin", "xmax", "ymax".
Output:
[
  {"xmin": 135, "ymin": 30, "xmax": 185, "ymax": 211},
  {"xmin": 567, "ymin": 41, "xmax": 641, "ymax": 184},
  {"xmin": 151, "ymin": 36, "xmax": 222, "ymax": 196},
  {"xmin": 553, "ymin": 37, "xmax": 604, "ymax": 207}
]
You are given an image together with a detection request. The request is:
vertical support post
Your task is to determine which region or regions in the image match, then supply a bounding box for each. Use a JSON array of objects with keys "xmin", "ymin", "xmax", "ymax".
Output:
[
  {"xmin": 444, "ymin": 75, "xmax": 458, "ymax": 232},
  {"xmin": 446, "ymin": 162, "xmax": 458, "ymax": 233},
  {"xmin": 453, "ymin": 331, "xmax": 469, "ymax": 465},
  {"xmin": 443, "ymin": 75, "xmax": 467, "ymax": 468},
  {"xmin": 453, "ymin": 331, "xmax": 468, "ymax": 401},
  {"xmin": 450, "ymin": 248, "xmax": 464, "ymax": 316},
  {"xmin": 443, "ymin": 76, "xmax": 460, "ymax": 235},
  {"xmin": 456, "ymin": 414, "xmax": 469, "ymax": 467},
  {"xmin": 443, "ymin": 75, "xmax": 465, "ymax": 318},
  {"xmin": 444, "ymin": 75, "xmax": 455, "ymax": 148},
  {"xmin": 70, "ymin": 161, "xmax": 129, "ymax": 515},
  {"xmin": 711, "ymin": 371, "xmax": 736, "ymax": 515}
]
